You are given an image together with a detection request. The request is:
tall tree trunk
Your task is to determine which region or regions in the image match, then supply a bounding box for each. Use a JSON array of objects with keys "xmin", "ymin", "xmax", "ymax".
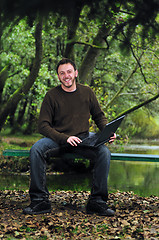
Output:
[
  {"xmin": 17, "ymin": 98, "xmax": 28, "ymax": 126},
  {"xmin": 64, "ymin": 3, "xmax": 84, "ymax": 61},
  {"xmin": 24, "ymin": 87, "xmax": 37, "ymax": 134},
  {"xmin": 8, "ymin": 105, "xmax": 17, "ymax": 127},
  {"xmin": 0, "ymin": 19, "xmax": 43, "ymax": 131},
  {"xmin": 0, "ymin": 66, "xmax": 8, "ymax": 104},
  {"xmin": 78, "ymin": 24, "xmax": 111, "ymax": 85}
]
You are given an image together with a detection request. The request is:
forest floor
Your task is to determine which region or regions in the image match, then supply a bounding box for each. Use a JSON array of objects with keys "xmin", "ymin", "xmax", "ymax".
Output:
[
  {"xmin": 0, "ymin": 190, "xmax": 159, "ymax": 239},
  {"xmin": 0, "ymin": 135, "xmax": 159, "ymax": 239}
]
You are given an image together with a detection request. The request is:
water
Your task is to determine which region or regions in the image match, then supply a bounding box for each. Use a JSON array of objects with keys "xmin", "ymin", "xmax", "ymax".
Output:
[
  {"xmin": 0, "ymin": 143, "xmax": 159, "ymax": 197},
  {"xmin": 0, "ymin": 161, "xmax": 159, "ymax": 197},
  {"xmin": 109, "ymin": 160, "xmax": 159, "ymax": 196},
  {"xmin": 115, "ymin": 145, "xmax": 159, "ymax": 155},
  {"xmin": 110, "ymin": 141, "xmax": 159, "ymax": 155}
]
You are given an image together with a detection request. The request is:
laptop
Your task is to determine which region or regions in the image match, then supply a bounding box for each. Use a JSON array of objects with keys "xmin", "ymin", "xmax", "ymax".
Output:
[
  {"xmin": 43, "ymin": 115, "xmax": 125, "ymax": 160},
  {"xmin": 80, "ymin": 115, "xmax": 125, "ymax": 148}
]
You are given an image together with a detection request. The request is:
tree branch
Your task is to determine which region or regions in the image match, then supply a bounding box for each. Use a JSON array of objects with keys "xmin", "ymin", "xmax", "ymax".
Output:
[
  {"xmin": 119, "ymin": 10, "xmax": 135, "ymax": 16},
  {"xmin": 115, "ymin": 92, "xmax": 159, "ymax": 119},
  {"xmin": 122, "ymin": 32, "xmax": 148, "ymax": 84},
  {"xmin": 73, "ymin": 40, "xmax": 109, "ymax": 50},
  {"xmin": 105, "ymin": 52, "xmax": 144, "ymax": 109}
]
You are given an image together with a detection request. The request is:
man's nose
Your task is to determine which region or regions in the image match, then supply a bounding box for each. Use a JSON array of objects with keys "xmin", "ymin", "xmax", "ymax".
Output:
[{"xmin": 64, "ymin": 73, "xmax": 69, "ymax": 78}]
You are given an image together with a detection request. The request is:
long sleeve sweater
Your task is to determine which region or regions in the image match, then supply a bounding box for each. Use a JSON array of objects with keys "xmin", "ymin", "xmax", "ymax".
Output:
[{"xmin": 38, "ymin": 83, "xmax": 107, "ymax": 144}]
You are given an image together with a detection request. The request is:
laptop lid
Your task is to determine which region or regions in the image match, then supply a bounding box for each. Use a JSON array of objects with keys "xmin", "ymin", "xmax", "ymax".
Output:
[{"xmin": 95, "ymin": 115, "xmax": 125, "ymax": 147}]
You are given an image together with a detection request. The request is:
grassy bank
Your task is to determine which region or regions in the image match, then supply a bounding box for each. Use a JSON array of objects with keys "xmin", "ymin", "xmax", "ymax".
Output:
[
  {"xmin": 0, "ymin": 133, "xmax": 41, "ymax": 173},
  {"xmin": 0, "ymin": 133, "xmax": 41, "ymax": 151}
]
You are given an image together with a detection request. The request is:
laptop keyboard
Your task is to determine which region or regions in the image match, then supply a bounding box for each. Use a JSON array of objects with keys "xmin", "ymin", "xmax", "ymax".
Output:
[{"xmin": 81, "ymin": 133, "xmax": 99, "ymax": 146}]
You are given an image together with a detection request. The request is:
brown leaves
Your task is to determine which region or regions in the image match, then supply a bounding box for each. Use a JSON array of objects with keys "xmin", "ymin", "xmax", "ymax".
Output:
[{"xmin": 0, "ymin": 190, "xmax": 158, "ymax": 239}]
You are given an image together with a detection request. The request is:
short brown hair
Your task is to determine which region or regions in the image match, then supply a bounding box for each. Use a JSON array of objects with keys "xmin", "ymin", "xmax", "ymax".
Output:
[{"xmin": 56, "ymin": 58, "xmax": 77, "ymax": 74}]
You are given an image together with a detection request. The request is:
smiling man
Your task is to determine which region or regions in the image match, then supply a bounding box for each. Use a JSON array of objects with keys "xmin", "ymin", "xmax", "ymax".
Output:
[
  {"xmin": 23, "ymin": 58, "xmax": 116, "ymax": 216},
  {"xmin": 57, "ymin": 61, "xmax": 78, "ymax": 91}
]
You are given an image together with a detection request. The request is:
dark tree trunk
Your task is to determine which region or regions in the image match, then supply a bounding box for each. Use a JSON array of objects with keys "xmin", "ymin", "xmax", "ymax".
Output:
[
  {"xmin": 0, "ymin": 19, "xmax": 43, "ymax": 131},
  {"xmin": 64, "ymin": 2, "xmax": 84, "ymax": 61},
  {"xmin": 24, "ymin": 88, "xmax": 38, "ymax": 134},
  {"xmin": 17, "ymin": 98, "xmax": 28, "ymax": 126},
  {"xmin": 78, "ymin": 24, "xmax": 111, "ymax": 85},
  {"xmin": 0, "ymin": 66, "xmax": 8, "ymax": 104}
]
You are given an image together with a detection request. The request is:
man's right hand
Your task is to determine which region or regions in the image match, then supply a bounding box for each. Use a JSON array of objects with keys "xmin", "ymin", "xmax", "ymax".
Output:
[{"xmin": 67, "ymin": 136, "xmax": 82, "ymax": 146}]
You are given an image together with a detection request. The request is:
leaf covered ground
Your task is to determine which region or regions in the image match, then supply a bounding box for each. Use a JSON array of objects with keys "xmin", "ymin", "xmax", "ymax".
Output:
[{"xmin": 0, "ymin": 190, "xmax": 158, "ymax": 239}]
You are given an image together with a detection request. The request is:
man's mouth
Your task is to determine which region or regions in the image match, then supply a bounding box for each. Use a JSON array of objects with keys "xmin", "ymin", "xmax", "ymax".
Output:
[{"xmin": 64, "ymin": 79, "xmax": 71, "ymax": 83}]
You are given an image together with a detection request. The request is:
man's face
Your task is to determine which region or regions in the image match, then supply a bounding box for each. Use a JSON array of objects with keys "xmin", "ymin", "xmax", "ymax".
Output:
[{"xmin": 57, "ymin": 63, "xmax": 78, "ymax": 92}]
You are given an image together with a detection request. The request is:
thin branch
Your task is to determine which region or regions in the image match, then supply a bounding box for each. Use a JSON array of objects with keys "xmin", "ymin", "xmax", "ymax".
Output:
[
  {"xmin": 119, "ymin": 10, "xmax": 135, "ymax": 16},
  {"xmin": 130, "ymin": 48, "xmax": 147, "ymax": 84},
  {"xmin": 153, "ymin": 53, "xmax": 159, "ymax": 60},
  {"xmin": 119, "ymin": 91, "xmax": 153, "ymax": 96},
  {"xmin": 122, "ymin": 32, "xmax": 148, "ymax": 84},
  {"xmin": 73, "ymin": 40, "xmax": 109, "ymax": 50},
  {"xmin": 8, "ymin": 70, "xmax": 22, "ymax": 78},
  {"xmin": 105, "ymin": 52, "xmax": 143, "ymax": 109}
]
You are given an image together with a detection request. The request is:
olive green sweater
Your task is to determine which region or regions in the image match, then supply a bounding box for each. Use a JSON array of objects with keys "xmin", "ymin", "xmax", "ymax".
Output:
[{"xmin": 38, "ymin": 83, "xmax": 107, "ymax": 144}]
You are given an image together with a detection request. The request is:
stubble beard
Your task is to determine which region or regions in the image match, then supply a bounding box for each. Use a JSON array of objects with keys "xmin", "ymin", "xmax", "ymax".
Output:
[{"xmin": 61, "ymin": 77, "xmax": 76, "ymax": 89}]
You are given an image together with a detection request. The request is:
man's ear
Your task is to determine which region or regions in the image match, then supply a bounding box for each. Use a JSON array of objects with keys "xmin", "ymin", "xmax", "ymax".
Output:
[{"xmin": 75, "ymin": 70, "xmax": 78, "ymax": 78}]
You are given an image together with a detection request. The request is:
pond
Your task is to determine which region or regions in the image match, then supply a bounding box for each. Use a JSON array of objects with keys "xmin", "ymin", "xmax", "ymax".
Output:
[
  {"xmin": 110, "ymin": 140, "xmax": 159, "ymax": 155},
  {"xmin": 0, "ymin": 159, "xmax": 159, "ymax": 197},
  {"xmin": 1, "ymin": 142, "xmax": 159, "ymax": 196}
]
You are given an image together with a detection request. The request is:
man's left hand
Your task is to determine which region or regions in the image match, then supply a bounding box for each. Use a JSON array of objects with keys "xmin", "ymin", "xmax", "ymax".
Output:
[{"xmin": 109, "ymin": 133, "xmax": 116, "ymax": 144}]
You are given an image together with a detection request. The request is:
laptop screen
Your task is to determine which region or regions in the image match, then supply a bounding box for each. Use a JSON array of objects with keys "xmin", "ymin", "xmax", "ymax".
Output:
[{"xmin": 95, "ymin": 115, "xmax": 125, "ymax": 147}]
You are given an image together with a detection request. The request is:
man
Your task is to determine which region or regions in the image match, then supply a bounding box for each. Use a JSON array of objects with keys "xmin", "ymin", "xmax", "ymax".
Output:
[{"xmin": 23, "ymin": 58, "xmax": 116, "ymax": 216}]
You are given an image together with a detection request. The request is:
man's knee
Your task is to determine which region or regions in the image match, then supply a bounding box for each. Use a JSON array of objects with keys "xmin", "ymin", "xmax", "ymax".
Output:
[
  {"xmin": 30, "ymin": 140, "xmax": 43, "ymax": 156},
  {"xmin": 96, "ymin": 145, "xmax": 111, "ymax": 166},
  {"xmin": 98, "ymin": 145, "xmax": 111, "ymax": 157},
  {"xmin": 30, "ymin": 138, "xmax": 58, "ymax": 156}
]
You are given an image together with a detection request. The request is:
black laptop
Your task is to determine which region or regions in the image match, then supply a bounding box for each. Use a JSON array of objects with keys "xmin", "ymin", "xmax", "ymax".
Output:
[
  {"xmin": 43, "ymin": 115, "xmax": 125, "ymax": 159},
  {"xmin": 81, "ymin": 115, "xmax": 125, "ymax": 148}
]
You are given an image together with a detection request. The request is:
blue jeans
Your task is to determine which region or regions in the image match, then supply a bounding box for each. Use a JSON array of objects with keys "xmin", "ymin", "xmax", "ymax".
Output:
[{"xmin": 29, "ymin": 133, "xmax": 111, "ymax": 202}]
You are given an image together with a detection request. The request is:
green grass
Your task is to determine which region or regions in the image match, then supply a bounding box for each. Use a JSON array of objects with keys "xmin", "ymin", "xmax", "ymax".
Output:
[{"xmin": 0, "ymin": 132, "xmax": 42, "ymax": 153}]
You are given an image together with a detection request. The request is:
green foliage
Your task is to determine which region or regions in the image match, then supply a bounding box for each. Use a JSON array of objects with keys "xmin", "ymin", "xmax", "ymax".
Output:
[
  {"xmin": 74, "ymin": 157, "xmax": 90, "ymax": 169},
  {"xmin": 129, "ymin": 109, "xmax": 159, "ymax": 139},
  {"xmin": 0, "ymin": 4, "xmax": 159, "ymax": 137}
]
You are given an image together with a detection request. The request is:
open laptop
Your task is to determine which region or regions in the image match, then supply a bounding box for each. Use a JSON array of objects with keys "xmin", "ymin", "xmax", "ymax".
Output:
[
  {"xmin": 43, "ymin": 115, "xmax": 125, "ymax": 160},
  {"xmin": 80, "ymin": 115, "xmax": 125, "ymax": 148}
]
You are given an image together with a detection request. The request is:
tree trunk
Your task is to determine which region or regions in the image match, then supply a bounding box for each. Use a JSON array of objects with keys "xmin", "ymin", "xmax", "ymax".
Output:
[
  {"xmin": 0, "ymin": 66, "xmax": 8, "ymax": 104},
  {"xmin": 78, "ymin": 24, "xmax": 111, "ymax": 85},
  {"xmin": 64, "ymin": 2, "xmax": 84, "ymax": 61},
  {"xmin": 17, "ymin": 98, "xmax": 28, "ymax": 126},
  {"xmin": 0, "ymin": 19, "xmax": 43, "ymax": 131},
  {"xmin": 8, "ymin": 105, "xmax": 17, "ymax": 128},
  {"xmin": 24, "ymin": 87, "xmax": 38, "ymax": 134}
]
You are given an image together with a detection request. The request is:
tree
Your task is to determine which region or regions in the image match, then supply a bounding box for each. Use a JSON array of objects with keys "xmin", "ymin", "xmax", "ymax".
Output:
[
  {"xmin": 1, "ymin": 1, "xmax": 159, "ymax": 44},
  {"xmin": 0, "ymin": 0, "xmax": 158, "ymax": 133},
  {"xmin": 0, "ymin": 19, "xmax": 43, "ymax": 131}
]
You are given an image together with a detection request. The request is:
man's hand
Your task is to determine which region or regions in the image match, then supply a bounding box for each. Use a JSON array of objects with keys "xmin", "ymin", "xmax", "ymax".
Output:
[
  {"xmin": 67, "ymin": 136, "xmax": 82, "ymax": 146},
  {"xmin": 109, "ymin": 133, "xmax": 116, "ymax": 144}
]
